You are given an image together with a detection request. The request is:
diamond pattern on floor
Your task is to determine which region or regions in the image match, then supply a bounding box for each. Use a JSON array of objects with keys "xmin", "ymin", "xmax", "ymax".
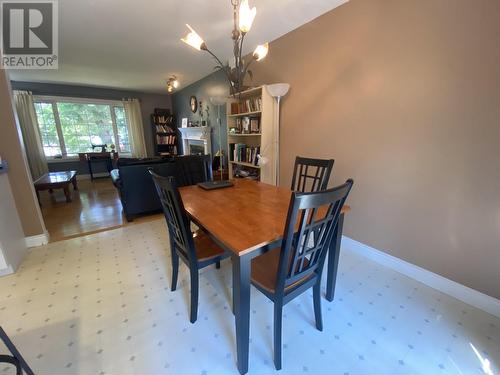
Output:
[{"xmin": 0, "ymin": 219, "xmax": 498, "ymax": 374}]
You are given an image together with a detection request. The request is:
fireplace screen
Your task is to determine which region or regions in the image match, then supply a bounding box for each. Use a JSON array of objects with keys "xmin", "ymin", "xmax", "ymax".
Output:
[{"xmin": 188, "ymin": 140, "xmax": 205, "ymax": 155}]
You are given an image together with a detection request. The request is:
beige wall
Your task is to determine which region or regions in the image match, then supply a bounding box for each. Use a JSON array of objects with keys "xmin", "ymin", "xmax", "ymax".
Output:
[
  {"xmin": 0, "ymin": 71, "xmax": 46, "ymax": 237},
  {"xmin": 250, "ymin": 0, "xmax": 500, "ymax": 298}
]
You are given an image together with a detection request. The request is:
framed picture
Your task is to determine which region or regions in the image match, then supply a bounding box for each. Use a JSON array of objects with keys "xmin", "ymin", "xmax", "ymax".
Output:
[
  {"xmin": 242, "ymin": 116, "xmax": 250, "ymax": 134},
  {"xmin": 235, "ymin": 118, "xmax": 242, "ymax": 133},
  {"xmin": 181, "ymin": 118, "xmax": 188, "ymax": 128},
  {"xmin": 250, "ymin": 118, "xmax": 260, "ymax": 133},
  {"xmin": 190, "ymin": 96, "xmax": 198, "ymax": 113}
]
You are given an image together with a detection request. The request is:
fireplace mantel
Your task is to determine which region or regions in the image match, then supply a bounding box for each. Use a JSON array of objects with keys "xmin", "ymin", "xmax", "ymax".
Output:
[{"xmin": 178, "ymin": 127, "xmax": 211, "ymax": 155}]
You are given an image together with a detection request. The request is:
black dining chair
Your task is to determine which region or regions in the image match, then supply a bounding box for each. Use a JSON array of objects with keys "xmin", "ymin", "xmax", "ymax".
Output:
[
  {"xmin": 0, "ymin": 326, "xmax": 35, "ymax": 375},
  {"xmin": 149, "ymin": 171, "xmax": 229, "ymax": 323},
  {"xmin": 291, "ymin": 156, "xmax": 334, "ymax": 192},
  {"xmin": 251, "ymin": 179, "xmax": 353, "ymax": 370}
]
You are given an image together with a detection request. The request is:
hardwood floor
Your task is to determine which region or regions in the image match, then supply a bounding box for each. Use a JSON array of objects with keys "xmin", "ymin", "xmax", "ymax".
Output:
[{"xmin": 39, "ymin": 178, "xmax": 162, "ymax": 242}]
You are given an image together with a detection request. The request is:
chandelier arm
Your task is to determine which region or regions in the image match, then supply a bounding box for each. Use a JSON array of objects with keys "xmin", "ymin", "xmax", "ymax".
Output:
[
  {"xmin": 240, "ymin": 57, "xmax": 255, "ymax": 87},
  {"xmin": 204, "ymin": 47, "xmax": 236, "ymax": 96},
  {"xmin": 237, "ymin": 32, "xmax": 246, "ymax": 90}
]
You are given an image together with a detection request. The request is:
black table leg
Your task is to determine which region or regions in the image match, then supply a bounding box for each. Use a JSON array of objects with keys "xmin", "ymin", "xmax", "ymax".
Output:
[
  {"xmin": 232, "ymin": 264, "xmax": 236, "ymax": 315},
  {"xmin": 233, "ymin": 253, "xmax": 251, "ymax": 375},
  {"xmin": 326, "ymin": 213, "xmax": 345, "ymax": 302},
  {"xmin": 87, "ymin": 160, "xmax": 94, "ymax": 181},
  {"xmin": 107, "ymin": 158, "xmax": 113, "ymax": 174}
]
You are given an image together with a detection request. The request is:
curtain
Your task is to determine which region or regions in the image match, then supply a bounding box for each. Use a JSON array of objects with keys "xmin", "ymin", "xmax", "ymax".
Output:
[
  {"xmin": 123, "ymin": 98, "xmax": 147, "ymax": 158},
  {"xmin": 13, "ymin": 90, "xmax": 48, "ymax": 180}
]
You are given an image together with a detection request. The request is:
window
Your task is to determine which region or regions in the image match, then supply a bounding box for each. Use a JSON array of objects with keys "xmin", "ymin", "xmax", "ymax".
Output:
[
  {"xmin": 34, "ymin": 102, "xmax": 61, "ymax": 157},
  {"xmin": 33, "ymin": 97, "xmax": 132, "ymax": 158}
]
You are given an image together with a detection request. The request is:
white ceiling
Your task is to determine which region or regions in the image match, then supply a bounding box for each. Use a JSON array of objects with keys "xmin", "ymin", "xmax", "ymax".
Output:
[{"xmin": 9, "ymin": 0, "xmax": 348, "ymax": 93}]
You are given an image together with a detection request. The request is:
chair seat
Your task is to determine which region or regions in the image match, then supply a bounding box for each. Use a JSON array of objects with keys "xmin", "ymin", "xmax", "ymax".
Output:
[
  {"xmin": 251, "ymin": 248, "xmax": 313, "ymax": 294},
  {"xmin": 192, "ymin": 230, "xmax": 225, "ymax": 261}
]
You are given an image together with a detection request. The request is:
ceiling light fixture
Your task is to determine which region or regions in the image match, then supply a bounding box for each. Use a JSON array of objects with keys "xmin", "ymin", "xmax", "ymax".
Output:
[
  {"xmin": 181, "ymin": 0, "xmax": 268, "ymax": 96},
  {"xmin": 166, "ymin": 76, "xmax": 179, "ymax": 93}
]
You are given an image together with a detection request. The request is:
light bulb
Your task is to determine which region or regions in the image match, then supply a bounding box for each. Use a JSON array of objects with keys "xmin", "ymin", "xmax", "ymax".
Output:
[
  {"xmin": 253, "ymin": 42, "xmax": 269, "ymax": 61},
  {"xmin": 181, "ymin": 24, "xmax": 205, "ymax": 50},
  {"xmin": 239, "ymin": 0, "xmax": 256, "ymax": 33}
]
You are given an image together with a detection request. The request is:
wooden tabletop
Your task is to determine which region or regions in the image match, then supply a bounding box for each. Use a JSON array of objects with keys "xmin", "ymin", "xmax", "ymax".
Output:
[
  {"xmin": 179, "ymin": 179, "xmax": 350, "ymax": 256},
  {"xmin": 34, "ymin": 171, "xmax": 77, "ymax": 186}
]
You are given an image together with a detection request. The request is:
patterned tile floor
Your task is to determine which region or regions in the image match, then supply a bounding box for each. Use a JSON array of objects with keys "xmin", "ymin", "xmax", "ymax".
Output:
[{"xmin": 0, "ymin": 219, "xmax": 498, "ymax": 375}]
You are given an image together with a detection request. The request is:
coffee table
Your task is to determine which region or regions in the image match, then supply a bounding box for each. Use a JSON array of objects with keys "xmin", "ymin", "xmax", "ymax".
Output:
[{"xmin": 34, "ymin": 171, "xmax": 78, "ymax": 204}]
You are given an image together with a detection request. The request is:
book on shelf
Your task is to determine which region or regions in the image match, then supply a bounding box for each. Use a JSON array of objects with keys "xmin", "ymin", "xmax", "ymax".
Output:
[
  {"xmin": 229, "ymin": 143, "xmax": 260, "ymax": 166},
  {"xmin": 250, "ymin": 118, "xmax": 260, "ymax": 133},
  {"xmin": 230, "ymin": 97, "xmax": 262, "ymax": 115},
  {"xmin": 152, "ymin": 114, "xmax": 173, "ymax": 125},
  {"xmin": 231, "ymin": 116, "xmax": 260, "ymax": 134},
  {"xmin": 156, "ymin": 134, "xmax": 176, "ymax": 145},
  {"xmin": 230, "ymin": 102, "xmax": 239, "ymax": 115},
  {"xmin": 155, "ymin": 124, "xmax": 175, "ymax": 133}
]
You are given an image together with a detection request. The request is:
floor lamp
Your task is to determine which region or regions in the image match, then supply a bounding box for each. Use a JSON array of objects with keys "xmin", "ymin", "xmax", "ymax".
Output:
[
  {"xmin": 210, "ymin": 96, "xmax": 227, "ymax": 181},
  {"xmin": 266, "ymin": 83, "xmax": 290, "ymax": 186}
]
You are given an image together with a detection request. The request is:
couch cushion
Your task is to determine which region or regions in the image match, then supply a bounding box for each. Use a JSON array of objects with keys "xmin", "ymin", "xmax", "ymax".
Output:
[
  {"xmin": 117, "ymin": 157, "xmax": 172, "ymax": 167},
  {"xmin": 114, "ymin": 154, "xmax": 212, "ymax": 219}
]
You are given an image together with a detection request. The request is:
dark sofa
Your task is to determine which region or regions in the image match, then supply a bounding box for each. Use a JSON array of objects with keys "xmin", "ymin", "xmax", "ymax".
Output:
[{"xmin": 111, "ymin": 155, "xmax": 212, "ymax": 221}]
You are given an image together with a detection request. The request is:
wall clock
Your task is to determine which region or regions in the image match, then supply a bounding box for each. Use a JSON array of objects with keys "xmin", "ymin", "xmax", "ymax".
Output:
[{"xmin": 190, "ymin": 95, "xmax": 198, "ymax": 113}]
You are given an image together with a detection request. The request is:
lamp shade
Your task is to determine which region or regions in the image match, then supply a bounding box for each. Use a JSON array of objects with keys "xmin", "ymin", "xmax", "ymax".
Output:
[
  {"xmin": 209, "ymin": 96, "xmax": 226, "ymax": 106},
  {"xmin": 266, "ymin": 83, "xmax": 290, "ymax": 98}
]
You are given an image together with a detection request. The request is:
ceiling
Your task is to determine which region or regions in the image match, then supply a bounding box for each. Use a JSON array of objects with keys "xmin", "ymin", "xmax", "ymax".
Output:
[{"xmin": 9, "ymin": 0, "xmax": 348, "ymax": 93}]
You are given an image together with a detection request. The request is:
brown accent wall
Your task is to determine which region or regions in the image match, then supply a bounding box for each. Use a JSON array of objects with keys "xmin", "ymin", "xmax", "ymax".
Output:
[
  {"xmin": 250, "ymin": 0, "xmax": 500, "ymax": 298},
  {"xmin": 0, "ymin": 71, "xmax": 46, "ymax": 237}
]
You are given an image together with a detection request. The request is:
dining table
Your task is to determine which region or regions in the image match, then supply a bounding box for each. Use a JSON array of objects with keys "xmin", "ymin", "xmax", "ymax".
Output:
[{"xmin": 179, "ymin": 179, "xmax": 350, "ymax": 374}]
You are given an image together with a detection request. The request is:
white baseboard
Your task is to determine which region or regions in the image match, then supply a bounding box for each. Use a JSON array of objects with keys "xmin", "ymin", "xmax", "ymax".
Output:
[
  {"xmin": 25, "ymin": 231, "xmax": 49, "ymax": 248},
  {"xmin": 0, "ymin": 265, "xmax": 14, "ymax": 277},
  {"xmin": 342, "ymin": 236, "xmax": 500, "ymax": 318},
  {"xmin": 76, "ymin": 172, "xmax": 110, "ymax": 181}
]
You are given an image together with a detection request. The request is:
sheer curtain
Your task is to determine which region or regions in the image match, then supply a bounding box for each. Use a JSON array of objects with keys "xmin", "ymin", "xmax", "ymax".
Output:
[
  {"xmin": 13, "ymin": 90, "xmax": 48, "ymax": 180},
  {"xmin": 123, "ymin": 98, "xmax": 147, "ymax": 158}
]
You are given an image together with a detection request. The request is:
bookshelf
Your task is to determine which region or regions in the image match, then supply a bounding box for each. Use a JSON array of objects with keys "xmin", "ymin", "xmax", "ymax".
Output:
[
  {"xmin": 227, "ymin": 110, "xmax": 262, "ymax": 118},
  {"xmin": 227, "ymin": 85, "xmax": 277, "ymax": 185},
  {"xmin": 152, "ymin": 109, "xmax": 177, "ymax": 156}
]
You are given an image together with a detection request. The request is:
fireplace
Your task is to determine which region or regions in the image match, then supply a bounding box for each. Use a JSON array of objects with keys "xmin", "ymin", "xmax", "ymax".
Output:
[
  {"xmin": 188, "ymin": 140, "xmax": 205, "ymax": 155},
  {"xmin": 178, "ymin": 127, "xmax": 211, "ymax": 155}
]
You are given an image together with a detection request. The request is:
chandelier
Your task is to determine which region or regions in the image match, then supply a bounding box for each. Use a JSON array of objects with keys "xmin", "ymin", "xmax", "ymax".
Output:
[
  {"xmin": 181, "ymin": 0, "xmax": 269, "ymax": 96},
  {"xmin": 166, "ymin": 76, "xmax": 179, "ymax": 93}
]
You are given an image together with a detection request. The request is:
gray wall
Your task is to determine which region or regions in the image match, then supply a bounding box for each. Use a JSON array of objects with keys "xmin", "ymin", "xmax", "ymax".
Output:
[
  {"xmin": 171, "ymin": 70, "xmax": 228, "ymax": 156},
  {"xmin": 11, "ymin": 81, "xmax": 172, "ymax": 174}
]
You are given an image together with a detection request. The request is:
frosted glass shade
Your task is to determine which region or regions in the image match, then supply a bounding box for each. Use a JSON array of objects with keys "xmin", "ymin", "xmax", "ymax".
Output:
[
  {"xmin": 181, "ymin": 24, "xmax": 205, "ymax": 50},
  {"xmin": 239, "ymin": 0, "xmax": 257, "ymax": 33},
  {"xmin": 209, "ymin": 97, "xmax": 226, "ymax": 106},
  {"xmin": 266, "ymin": 83, "xmax": 290, "ymax": 98},
  {"xmin": 253, "ymin": 43, "xmax": 269, "ymax": 61}
]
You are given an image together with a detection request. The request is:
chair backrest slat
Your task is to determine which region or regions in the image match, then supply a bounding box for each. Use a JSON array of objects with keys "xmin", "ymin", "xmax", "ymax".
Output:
[
  {"xmin": 276, "ymin": 179, "xmax": 353, "ymax": 294},
  {"xmin": 149, "ymin": 171, "xmax": 197, "ymax": 265},
  {"xmin": 177, "ymin": 154, "xmax": 212, "ymax": 186},
  {"xmin": 291, "ymin": 156, "xmax": 334, "ymax": 192}
]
